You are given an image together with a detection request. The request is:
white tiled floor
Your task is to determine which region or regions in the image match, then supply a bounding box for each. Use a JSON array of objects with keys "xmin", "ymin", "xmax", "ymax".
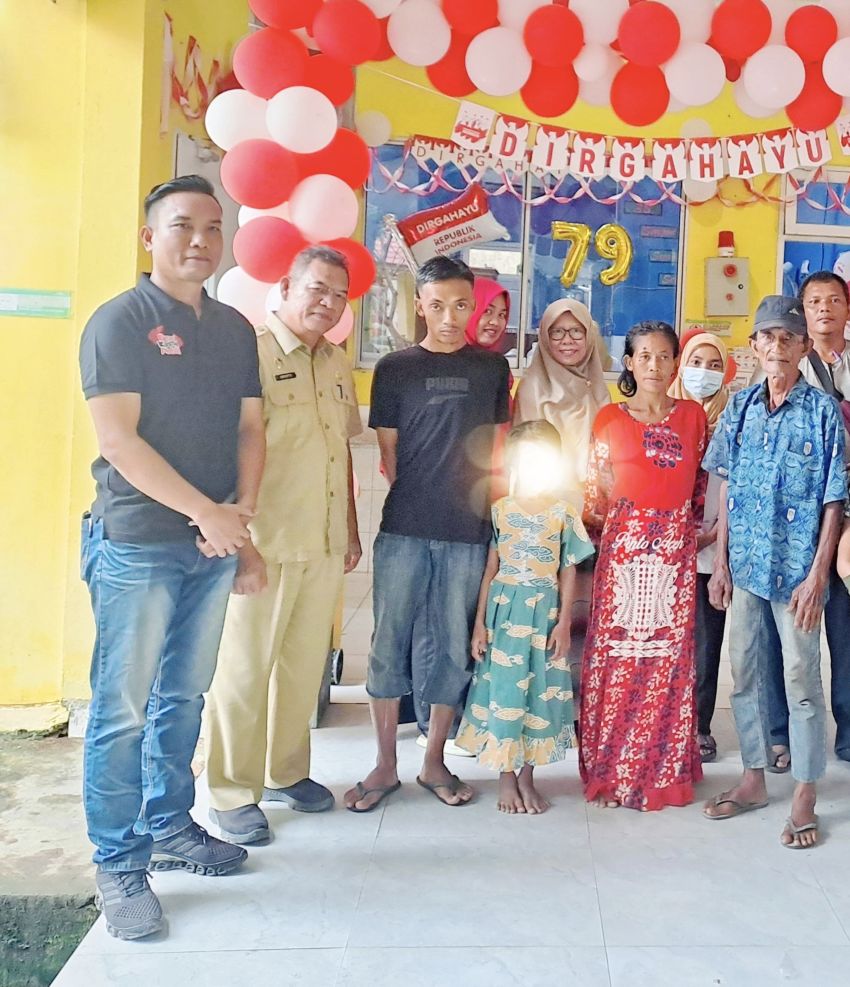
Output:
[{"xmin": 53, "ymin": 417, "xmax": 850, "ymax": 986}]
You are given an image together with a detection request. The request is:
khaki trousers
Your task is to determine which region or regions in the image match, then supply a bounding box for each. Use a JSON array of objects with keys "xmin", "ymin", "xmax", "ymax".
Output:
[{"xmin": 204, "ymin": 555, "xmax": 343, "ymax": 811}]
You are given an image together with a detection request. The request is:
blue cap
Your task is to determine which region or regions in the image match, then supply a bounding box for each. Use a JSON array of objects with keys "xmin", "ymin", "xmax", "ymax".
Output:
[{"xmin": 752, "ymin": 295, "xmax": 807, "ymax": 336}]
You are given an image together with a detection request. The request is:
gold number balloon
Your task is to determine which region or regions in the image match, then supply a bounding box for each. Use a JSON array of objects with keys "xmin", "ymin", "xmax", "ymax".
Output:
[
  {"xmin": 594, "ymin": 223, "xmax": 633, "ymax": 286},
  {"xmin": 551, "ymin": 221, "xmax": 592, "ymax": 288}
]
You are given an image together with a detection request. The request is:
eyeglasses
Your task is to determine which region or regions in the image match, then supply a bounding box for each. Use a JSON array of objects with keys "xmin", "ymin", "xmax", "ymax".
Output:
[{"xmin": 549, "ymin": 325, "xmax": 587, "ymax": 341}]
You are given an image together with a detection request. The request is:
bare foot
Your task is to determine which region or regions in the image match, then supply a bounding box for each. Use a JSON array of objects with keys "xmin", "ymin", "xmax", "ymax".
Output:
[
  {"xmin": 781, "ymin": 783, "xmax": 818, "ymax": 848},
  {"xmin": 590, "ymin": 796, "xmax": 620, "ymax": 808},
  {"xmin": 498, "ymin": 772, "xmax": 526, "ymax": 813},
  {"xmin": 517, "ymin": 765, "xmax": 550, "ymax": 814},
  {"xmin": 344, "ymin": 765, "xmax": 399, "ymax": 811},
  {"xmin": 418, "ymin": 761, "xmax": 474, "ymax": 805}
]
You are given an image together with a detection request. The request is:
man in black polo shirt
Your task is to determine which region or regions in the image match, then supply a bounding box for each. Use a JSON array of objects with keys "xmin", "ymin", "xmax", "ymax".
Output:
[
  {"xmin": 78, "ymin": 175, "xmax": 265, "ymax": 939},
  {"xmin": 344, "ymin": 256, "xmax": 511, "ymax": 812}
]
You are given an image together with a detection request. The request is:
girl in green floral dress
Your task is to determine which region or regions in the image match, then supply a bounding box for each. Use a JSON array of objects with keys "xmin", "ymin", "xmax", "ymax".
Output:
[{"xmin": 456, "ymin": 420, "xmax": 595, "ymax": 814}]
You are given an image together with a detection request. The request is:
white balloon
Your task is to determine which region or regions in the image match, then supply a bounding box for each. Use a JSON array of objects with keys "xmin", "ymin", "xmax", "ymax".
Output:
[
  {"xmin": 498, "ymin": 0, "xmax": 548, "ymax": 32},
  {"xmin": 682, "ymin": 178, "xmax": 717, "ymax": 204},
  {"xmin": 205, "ymin": 90, "xmax": 269, "ymax": 151},
  {"xmin": 216, "ymin": 266, "xmax": 269, "ymax": 325},
  {"xmin": 742, "ymin": 45, "xmax": 804, "ymax": 110},
  {"xmin": 238, "ymin": 203, "xmax": 291, "ymax": 227},
  {"xmin": 663, "ymin": 0, "xmax": 714, "ymax": 44},
  {"xmin": 765, "ymin": 0, "xmax": 796, "ymax": 44},
  {"xmin": 290, "ymin": 175, "xmax": 359, "ymax": 241},
  {"xmin": 570, "ymin": 0, "xmax": 629, "ymax": 46},
  {"xmin": 356, "ymin": 110, "xmax": 392, "ymax": 147},
  {"xmin": 265, "ymin": 282, "xmax": 282, "ymax": 314},
  {"xmin": 664, "ymin": 43, "xmax": 725, "ymax": 107},
  {"xmin": 821, "ymin": 0, "xmax": 850, "ymax": 38},
  {"xmin": 362, "ymin": 0, "xmax": 403, "ymax": 16},
  {"xmin": 679, "ymin": 118, "xmax": 714, "ymax": 139},
  {"xmin": 575, "ymin": 43, "xmax": 621, "ymax": 83},
  {"xmin": 580, "ymin": 74, "xmax": 614, "ymax": 108},
  {"xmin": 387, "ymin": 0, "xmax": 451, "ymax": 67},
  {"xmin": 266, "ymin": 87, "xmax": 338, "ymax": 154},
  {"xmin": 733, "ymin": 78, "xmax": 779, "ymax": 119},
  {"xmin": 824, "ymin": 38, "xmax": 850, "ymax": 97},
  {"xmin": 465, "ymin": 27, "xmax": 532, "ymax": 97}
]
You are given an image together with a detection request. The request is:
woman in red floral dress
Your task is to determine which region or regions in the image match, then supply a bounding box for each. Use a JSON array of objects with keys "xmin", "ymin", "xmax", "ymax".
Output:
[{"xmin": 580, "ymin": 321, "xmax": 708, "ymax": 811}]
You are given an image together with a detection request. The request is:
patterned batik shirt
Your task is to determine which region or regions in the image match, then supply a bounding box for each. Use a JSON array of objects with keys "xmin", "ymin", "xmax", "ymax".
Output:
[{"xmin": 702, "ymin": 376, "xmax": 846, "ymax": 603}]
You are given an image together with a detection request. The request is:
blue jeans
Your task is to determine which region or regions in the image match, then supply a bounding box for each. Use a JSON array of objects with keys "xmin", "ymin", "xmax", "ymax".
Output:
[
  {"xmin": 81, "ymin": 515, "xmax": 236, "ymax": 871},
  {"xmin": 765, "ymin": 564, "xmax": 850, "ymax": 755},
  {"xmin": 409, "ymin": 608, "xmax": 466, "ymax": 739},
  {"xmin": 367, "ymin": 532, "xmax": 487, "ymax": 706},
  {"xmin": 728, "ymin": 587, "xmax": 826, "ymax": 784}
]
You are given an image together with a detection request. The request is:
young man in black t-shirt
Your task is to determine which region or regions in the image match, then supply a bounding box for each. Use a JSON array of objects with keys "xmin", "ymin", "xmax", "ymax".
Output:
[{"xmin": 344, "ymin": 256, "xmax": 510, "ymax": 812}]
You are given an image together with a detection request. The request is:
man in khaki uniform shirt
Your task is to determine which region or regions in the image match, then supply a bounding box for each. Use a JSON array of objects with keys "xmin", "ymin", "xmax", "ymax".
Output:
[{"xmin": 205, "ymin": 246, "xmax": 362, "ymax": 844}]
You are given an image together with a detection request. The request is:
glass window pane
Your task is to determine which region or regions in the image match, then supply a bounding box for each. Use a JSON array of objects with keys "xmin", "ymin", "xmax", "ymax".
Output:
[
  {"xmin": 359, "ymin": 146, "xmax": 524, "ymax": 366},
  {"xmin": 523, "ymin": 176, "xmax": 682, "ymax": 369},
  {"xmin": 782, "ymin": 239, "xmax": 850, "ymax": 296},
  {"xmin": 794, "ymin": 180, "xmax": 850, "ymax": 230}
]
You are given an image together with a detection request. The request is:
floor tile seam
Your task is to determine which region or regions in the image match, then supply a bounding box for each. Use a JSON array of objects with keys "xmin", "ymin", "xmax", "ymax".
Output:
[
  {"xmin": 585, "ymin": 802, "xmax": 614, "ymax": 987},
  {"xmin": 341, "ymin": 800, "xmax": 387, "ymax": 955},
  {"xmin": 807, "ymin": 860, "xmax": 850, "ymax": 945},
  {"xmin": 76, "ymin": 944, "xmax": 348, "ymax": 958}
]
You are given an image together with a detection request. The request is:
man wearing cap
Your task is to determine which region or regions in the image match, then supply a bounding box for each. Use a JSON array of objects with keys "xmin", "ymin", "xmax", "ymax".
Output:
[{"xmin": 702, "ymin": 295, "xmax": 846, "ymax": 849}]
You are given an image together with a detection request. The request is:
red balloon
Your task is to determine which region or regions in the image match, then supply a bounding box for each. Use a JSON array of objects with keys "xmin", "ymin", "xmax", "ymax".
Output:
[
  {"xmin": 372, "ymin": 18, "xmax": 395, "ymax": 62},
  {"xmin": 302, "ymin": 54, "xmax": 355, "ymax": 106},
  {"xmin": 524, "ymin": 6, "xmax": 584, "ymax": 68},
  {"xmin": 442, "ymin": 0, "xmax": 499, "ymax": 37},
  {"xmin": 710, "ymin": 0, "xmax": 771, "ymax": 62},
  {"xmin": 610, "ymin": 64, "xmax": 669, "ymax": 126},
  {"xmin": 248, "ymin": 0, "xmax": 321, "ymax": 30},
  {"xmin": 323, "ymin": 238, "xmax": 377, "ymax": 299},
  {"xmin": 312, "ymin": 0, "xmax": 380, "ymax": 66},
  {"xmin": 232, "ymin": 28, "xmax": 308, "ymax": 99},
  {"xmin": 787, "ymin": 64, "xmax": 843, "ymax": 131},
  {"xmin": 426, "ymin": 36, "xmax": 475, "ymax": 98},
  {"xmin": 521, "ymin": 63, "xmax": 578, "ymax": 118},
  {"xmin": 221, "ymin": 140, "xmax": 299, "ymax": 208},
  {"xmin": 618, "ymin": 2, "xmax": 680, "ymax": 67},
  {"xmin": 234, "ymin": 218, "xmax": 309, "ymax": 283},
  {"xmin": 296, "ymin": 129, "xmax": 372, "ymax": 188},
  {"xmin": 723, "ymin": 58, "xmax": 741, "ymax": 82},
  {"xmin": 786, "ymin": 6, "xmax": 838, "ymax": 63}
]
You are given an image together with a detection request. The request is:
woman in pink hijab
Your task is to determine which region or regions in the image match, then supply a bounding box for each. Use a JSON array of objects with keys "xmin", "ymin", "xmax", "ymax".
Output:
[{"xmin": 465, "ymin": 277, "xmax": 511, "ymax": 354}]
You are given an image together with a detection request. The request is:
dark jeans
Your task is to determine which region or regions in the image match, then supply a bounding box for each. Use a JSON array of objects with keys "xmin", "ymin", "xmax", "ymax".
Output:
[
  {"xmin": 407, "ymin": 608, "xmax": 465, "ymax": 739},
  {"xmin": 695, "ymin": 572, "xmax": 727, "ymax": 736},
  {"xmin": 765, "ymin": 564, "xmax": 850, "ymax": 754}
]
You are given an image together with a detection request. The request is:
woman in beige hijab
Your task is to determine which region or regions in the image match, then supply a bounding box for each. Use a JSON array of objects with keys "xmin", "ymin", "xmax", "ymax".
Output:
[{"xmin": 514, "ymin": 298, "xmax": 610, "ymax": 507}]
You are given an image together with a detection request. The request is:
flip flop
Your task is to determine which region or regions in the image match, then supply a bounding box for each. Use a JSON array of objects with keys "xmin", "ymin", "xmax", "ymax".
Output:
[
  {"xmin": 698, "ymin": 734, "xmax": 717, "ymax": 763},
  {"xmin": 703, "ymin": 791, "xmax": 769, "ymax": 820},
  {"xmin": 781, "ymin": 815, "xmax": 820, "ymax": 849},
  {"xmin": 345, "ymin": 780, "xmax": 401, "ymax": 814},
  {"xmin": 766, "ymin": 746, "xmax": 791, "ymax": 774},
  {"xmin": 416, "ymin": 774, "xmax": 473, "ymax": 807}
]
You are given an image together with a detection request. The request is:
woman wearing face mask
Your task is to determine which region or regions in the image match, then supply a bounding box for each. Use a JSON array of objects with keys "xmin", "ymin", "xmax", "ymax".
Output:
[
  {"xmin": 669, "ymin": 332, "xmax": 731, "ymax": 765},
  {"xmin": 514, "ymin": 299, "xmax": 610, "ymax": 508}
]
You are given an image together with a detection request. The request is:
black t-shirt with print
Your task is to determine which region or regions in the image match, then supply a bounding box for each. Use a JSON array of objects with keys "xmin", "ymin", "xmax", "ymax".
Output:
[
  {"xmin": 79, "ymin": 275, "xmax": 262, "ymax": 543},
  {"xmin": 369, "ymin": 344, "xmax": 511, "ymax": 544}
]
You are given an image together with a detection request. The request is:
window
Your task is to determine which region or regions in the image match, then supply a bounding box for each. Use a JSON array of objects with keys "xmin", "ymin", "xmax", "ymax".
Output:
[
  {"xmin": 359, "ymin": 145, "xmax": 684, "ymax": 372},
  {"xmin": 781, "ymin": 169, "xmax": 850, "ymax": 299}
]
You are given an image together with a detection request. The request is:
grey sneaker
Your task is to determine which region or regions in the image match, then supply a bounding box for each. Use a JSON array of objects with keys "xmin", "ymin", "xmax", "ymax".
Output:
[
  {"xmin": 262, "ymin": 778, "xmax": 334, "ymax": 812},
  {"xmin": 94, "ymin": 868, "xmax": 163, "ymax": 940},
  {"xmin": 210, "ymin": 804, "xmax": 270, "ymax": 845},
  {"xmin": 149, "ymin": 822, "xmax": 247, "ymax": 875}
]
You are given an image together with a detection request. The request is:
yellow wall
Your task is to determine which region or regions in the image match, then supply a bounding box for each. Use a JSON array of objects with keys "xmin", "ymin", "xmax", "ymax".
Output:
[{"xmin": 1, "ymin": 0, "xmax": 248, "ymax": 712}]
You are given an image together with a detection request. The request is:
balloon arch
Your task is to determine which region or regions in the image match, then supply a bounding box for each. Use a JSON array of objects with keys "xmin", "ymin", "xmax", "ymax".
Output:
[{"xmin": 209, "ymin": 0, "xmax": 850, "ymax": 327}]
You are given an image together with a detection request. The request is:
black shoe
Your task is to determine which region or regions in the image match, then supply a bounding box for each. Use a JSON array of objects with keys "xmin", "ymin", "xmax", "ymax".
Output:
[
  {"xmin": 262, "ymin": 778, "xmax": 334, "ymax": 812},
  {"xmin": 149, "ymin": 822, "xmax": 247, "ymax": 875}
]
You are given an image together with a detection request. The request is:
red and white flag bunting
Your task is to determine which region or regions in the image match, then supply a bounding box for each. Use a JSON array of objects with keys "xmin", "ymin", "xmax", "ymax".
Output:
[{"xmin": 430, "ymin": 102, "xmax": 842, "ymax": 183}]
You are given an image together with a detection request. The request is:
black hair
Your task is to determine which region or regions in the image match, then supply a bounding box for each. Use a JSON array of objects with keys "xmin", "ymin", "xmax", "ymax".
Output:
[
  {"xmin": 414, "ymin": 255, "xmax": 474, "ymax": 295},
  {"xmin": 143, "ymin": 174, "xmax": 219, "ymax": 220},
  {"xmin": 505, "ymin": 419, "xmax": 562, "ymax": 475},
  {"xmin": 617, "ymin": 320, "xmax": 680, "ymax": 398},
  {"xmin": 288, "ymin": 245, "xmax": 349, "ymax": 282},
  {"xmin": 799, "ymin": 270, "xmax": 850, "ymax": 304}
]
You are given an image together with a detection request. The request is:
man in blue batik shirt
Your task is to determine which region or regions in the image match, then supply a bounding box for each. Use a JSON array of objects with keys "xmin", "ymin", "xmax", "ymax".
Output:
[{"xmin": 702, "ymin": 295, "xmax": 846, "ymax": 849}]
